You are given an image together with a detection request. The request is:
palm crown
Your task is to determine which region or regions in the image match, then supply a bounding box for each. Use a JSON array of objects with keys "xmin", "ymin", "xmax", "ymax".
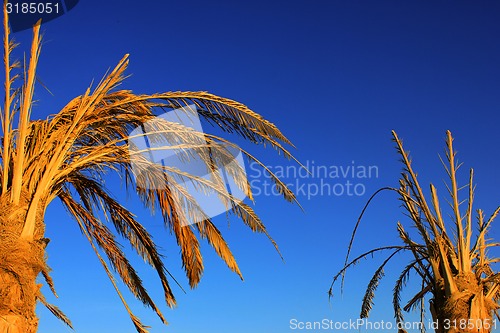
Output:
[
  {"xmin": 0, "ymin": 10, "xmax": 298, "ymax": 333},
  {"xmin": 329, "ymin": 131, "xmax": 500, "ymax": 333}
]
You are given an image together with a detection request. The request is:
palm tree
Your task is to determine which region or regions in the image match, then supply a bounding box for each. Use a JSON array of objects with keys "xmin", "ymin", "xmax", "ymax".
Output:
[
  {"xmin": 329, "ymin": 131, "xmax": 499, "ymax": 333},
  {"xmin": 0, "ymin": 10, "xmax": 298, "ymax": 333}
]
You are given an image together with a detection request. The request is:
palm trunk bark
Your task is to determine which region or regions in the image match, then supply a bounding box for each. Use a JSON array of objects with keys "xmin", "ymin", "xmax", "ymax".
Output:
[
  {"xmin": 430, "ymin": 274, "xmax": 497, "ymax": 333},
  {"xmin": 0, "ymin": 200, "xmax": 46, "ymax": 333}
]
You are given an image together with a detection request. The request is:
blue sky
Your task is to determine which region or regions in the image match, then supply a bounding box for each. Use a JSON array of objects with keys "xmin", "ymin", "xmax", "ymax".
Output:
[{"xmin": 6, "ymin": 1, "xmax": 500, "ymax": 332}]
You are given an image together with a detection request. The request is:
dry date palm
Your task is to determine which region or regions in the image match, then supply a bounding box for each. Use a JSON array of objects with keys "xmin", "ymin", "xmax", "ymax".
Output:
[{"xmin": 329, "ymin": 131, "xmax": 500, "ymax": 333}]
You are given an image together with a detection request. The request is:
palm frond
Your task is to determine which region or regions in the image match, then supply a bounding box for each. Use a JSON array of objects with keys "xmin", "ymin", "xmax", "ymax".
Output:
[
  {"xmin": 75, "ymin": 211, "xmax": 158, "ymax": 332},
  {"xmin": 341, "ymin": 186, "xmax": 397, "ymax": 289},
  {"xmin": 58, "ymin": 189, "xmax": 169, "ymax": 324},
  {"xmin": 360, "ymin": 249, "xmax": 402, "ymax": 318},
  {"xmin": 393, "ymin": 260, "xmax": 420, "ymax": 325},
  {"xmin": 328, "ymin": 245, "xmax": 408, "ymax": 298},
  {"xmin": 11, "ymin": 19, "xmax": 41, "ymax": 210},
  {"xmin": 37, "ymin": 295, "xmax": 73, "ymax": 329},
  {"xmin": 195, "ymin": 220, "xmax": 243, "ymax": 279},
  {"xmin": 0, "ymin": 11, "xmax": 300, "ymax": 330},
  {"xmin": 403, "ymin": 283, "xmax": 432, "ymax": 312}
]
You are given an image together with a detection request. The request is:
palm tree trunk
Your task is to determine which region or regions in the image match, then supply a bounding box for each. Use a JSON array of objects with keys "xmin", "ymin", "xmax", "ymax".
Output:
[
  {"xmin": 0, "ymin": 203, "xmax": 45, "ymax": 333},
  {"xmin": 430, "ymin": 276, "xmax": 496, "ymax": 333}
]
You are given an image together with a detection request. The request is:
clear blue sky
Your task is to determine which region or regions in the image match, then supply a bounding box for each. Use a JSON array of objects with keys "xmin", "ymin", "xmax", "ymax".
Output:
[{"xmin": 7, "ymin": 1, "xmax": 500, "ymax": 332}]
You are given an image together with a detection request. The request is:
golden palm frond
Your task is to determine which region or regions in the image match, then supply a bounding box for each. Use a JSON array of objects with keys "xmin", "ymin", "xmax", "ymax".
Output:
[{"xmin": 0, "ymin": 7, "xmax": 299, "ymax": 332}]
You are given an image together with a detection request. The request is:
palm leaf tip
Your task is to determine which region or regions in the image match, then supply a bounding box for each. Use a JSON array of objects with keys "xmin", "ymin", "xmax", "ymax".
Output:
[{"xmin": 38, "ymin": 295, "xmax": 73, "ymax": 329}]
